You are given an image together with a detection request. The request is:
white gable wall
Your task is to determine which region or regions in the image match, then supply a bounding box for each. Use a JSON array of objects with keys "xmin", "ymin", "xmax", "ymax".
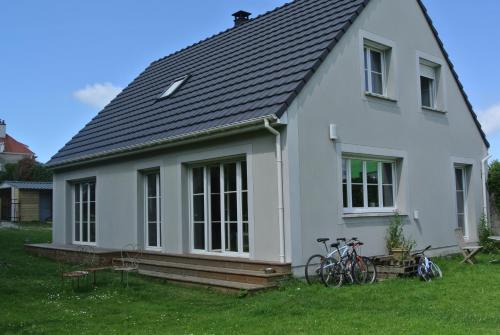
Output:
[{"xmin": 284, "ymin": 0, "xmax": 488, "ymax": 266}]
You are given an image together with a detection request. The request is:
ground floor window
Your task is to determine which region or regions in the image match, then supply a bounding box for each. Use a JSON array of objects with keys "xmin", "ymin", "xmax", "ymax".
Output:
[
  {"xmin": 145, "ymin": 172, "xmax": 161, "ymax": 249},
  {"xmin": 74, "ymin": 181, "xmax": 96, "ymax": 244},
  {"xmin": 191, "ymin": 160, "xmax": 249, "ymax": 255},
  {"xmin": 454, "ymin": 167, "xmax": 467, "ymax": 233},
  {"xmin": 342, "ymin": 157, "xmax": 395, "ymax": 212}
]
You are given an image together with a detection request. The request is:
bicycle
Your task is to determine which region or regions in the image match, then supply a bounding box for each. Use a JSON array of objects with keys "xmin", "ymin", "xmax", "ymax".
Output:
[
  {"xmin": 322, "ymin": 238, "xmax": 369, "ymax": 287},
  {"xmin": 412, "ymin": 245, "xmax": 442, "ymax": 281}
]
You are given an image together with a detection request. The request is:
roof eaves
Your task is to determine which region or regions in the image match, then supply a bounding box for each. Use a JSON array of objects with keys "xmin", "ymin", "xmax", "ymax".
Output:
[{"xmin": 416, "ymin": 0, "xmax": 489, "ymax": 148}]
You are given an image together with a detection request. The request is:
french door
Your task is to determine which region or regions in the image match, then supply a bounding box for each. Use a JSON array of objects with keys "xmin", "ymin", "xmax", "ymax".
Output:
[
  {"xmin": 454, "ymin": 167, "xmax": 467, "ymax": 236},
  {"xmin": 74, "ymin": 182, "xmax": 96, "ymax": 245},
  {"xmin": 191, "ymin": 160, "xmax": 249, "ymax": 256},
  {"xmin": 145, "ymin": 172, "xmax": 162, "ymax": 249}
]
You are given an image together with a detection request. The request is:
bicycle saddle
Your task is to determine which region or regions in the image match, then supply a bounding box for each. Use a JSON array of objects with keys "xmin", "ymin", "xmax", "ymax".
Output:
[
  {"xmin": 336, "ymin": 238, "xmax": 346, "ymax": 242},
  {"xmin": 316, "ymin": 238, "xmax": 329, "ymax": 243},
  {"xmin": 330, "ymin": 242, "xmax": 339, "ymax": 248},
  {"xmin": 351, "ymin": 237, "xmax": 358, "ymax": 241}
]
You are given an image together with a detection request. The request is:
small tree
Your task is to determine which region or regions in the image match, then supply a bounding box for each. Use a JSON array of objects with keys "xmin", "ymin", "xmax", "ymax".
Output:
[
  {"xmin": 487, "ymin": 160, "xmax": 500, "ymax": 213},
  {"xmin": 478, "ymin": 215, "xmax": 498, "ymax": 253},
  {"xmin": 0, "ymin": 157, "xmax": 52, "ymax": 182},
  {"xmin": 386, "ymin": 211, "xmax": 415, "ymax": 254}
]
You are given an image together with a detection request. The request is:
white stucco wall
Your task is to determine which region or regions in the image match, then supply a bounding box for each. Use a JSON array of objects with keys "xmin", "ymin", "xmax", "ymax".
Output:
[
  {"xmin": 52, "ymin": 130, "xmax": 281, "ymax": 262},
  {"xmin": 284, "ymin": 0, "xmax": 489, "ymax": 266}
]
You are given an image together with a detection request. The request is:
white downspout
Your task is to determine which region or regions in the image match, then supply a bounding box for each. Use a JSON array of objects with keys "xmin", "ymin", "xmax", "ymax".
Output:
[
  {"xmin": 481, "ymin": 154, "xmax": 492, "ymax": 219},
  {"xmin": 264, "ymin": 119, "xmax": 285, "ymax": 263}
]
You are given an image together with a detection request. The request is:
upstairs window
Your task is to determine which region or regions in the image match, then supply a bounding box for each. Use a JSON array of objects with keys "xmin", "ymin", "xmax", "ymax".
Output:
[
  {"xmin": 420, "ymin": 62, "xmax": 437, "ymax": 108},
  {"xmin": 159, "ymin": 75, "xmax": 188, "ymax": 99},
  {"xmin": 364, "ymin": 46, "xmax": 385, "ymax": 95}
]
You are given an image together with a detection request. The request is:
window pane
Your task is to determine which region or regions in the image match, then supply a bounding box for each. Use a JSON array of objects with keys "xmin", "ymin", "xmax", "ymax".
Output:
[
  {"xmin": 148, "ymin": 221, "xmax": 157, "ymax": 246},
  {"xmin": 243, "ymin": 221, "xmax": 249, "ymax": 253},
  {"xmin": 89, "ymin": 183, "xmax": 95, "ymax": 202},
  {"xmin": 456, "ymin": 191, "xmax": 464, "ymax": 214},
  {"xmin": 193, "ymin": 195, "xmax": 204, "ymax": 221},
  {"xmin": 226, "ymin": 221, "xmax": 238, "ymax": 252},
  {"xmin": 147, "ymin": 174, "xmax": 157, "ymax": 197},
  {"xmin": 455, "ymin": 169, "xmax": 464, "ymax": 191},
  {"xmin": 75, "ymin": 204, "xmax": 80, "ymax": 242},
  {"xmin": 242, "ymin": 191, "xmax": 248, "ymax": 221},
  {"xmin": 383, "ymin": 185, "xmax": 394, "ymax": 207},
  {"xmin": 192, "ymin": 167, "xmax": 204, "ymax": 194},
  {"xmin": 148, "ymin": 198, "xmax": 157, "ymax": 221},
  {"xmin": 366, "ymin": 161, "xmax": 378, "ymax": 184},
  {"xmin": 90, "ymin": 220, "xmax": 95, "ymax": 243},
  {"xmin": 351, "ymin": 160, "xmax": 363, "ymax": 184},
  {"xmin": 342, "ymin": 159, "xmax": 347, "ymax": 183},
  {"xmin": 382, "ymin": 163, "xmax": 393, "ymax": 184},
  {"xmin": 367, "ymin": 185, "xmax": 379, "ymax": 207},
  {"xmin": 342, "ymin": 184, "xmax": 348, "ymax": 208},
  {"xmin": 421, "ymin": 76, "xmax": 433, "ymax": 107},
  {"xmin": 457, "ymin": 214, "xmax": 464, "ymax": 229},
  {"xmin": 224, "ymin": 163, "xmax": 237, "ymax": 191},
  {"xmin": 82, "ymin": 184, "xmax": 88, "ymax": 203},
  {"xmin": 225, "ymin": 193, "xmax": 237, "ymax": 222},
  {"xmin": 351, "ymin": 184, "xmax": 364, "ymax": 208},
  {"xmin": 370, "ymin": 50, "xmax": 382, "ymax": 73},
  {"xmin": 75, "ymin": 184, "xmax": 80, "ymax": 202},
  {"xmin": 211, "ymin": 221, "xmax": 221, "ymax": 250},
  {"xmin": 211, "ymin": 194, "xmax": 220, "ymax": 221},
  {"xmin": 194, "ymin": 221, "xmax": 205, "ymax": 249},
  {"xmin": 82, "ymin": 202, "xmax": 88, "ymax": 242},
  {"xmin": 90, "ymin": 202, "xmax": 95, "ymax": 222},
  {"xmin": 371, "ymin": 73, "xmax": 383, "ymax": 95},
  {"xmin": 241, "ymin": 161, "xmax": 247, "ymax": 191},
  {"xmin": 210, "ymin": 166, "xmax": 220, "ymax": 193},
  {"xmin": 363, "ymin": 48, "xmax": 368, "ymax": 70}
]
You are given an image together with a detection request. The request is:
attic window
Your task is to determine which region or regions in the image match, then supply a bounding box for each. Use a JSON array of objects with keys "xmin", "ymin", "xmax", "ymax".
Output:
[{"xmin": 159, "ymin": 75, "xmax": 188, "ymax": 99}]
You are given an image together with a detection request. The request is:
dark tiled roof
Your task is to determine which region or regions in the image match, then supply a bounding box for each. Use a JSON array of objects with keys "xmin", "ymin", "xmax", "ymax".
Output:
[
  {"xmin": 48, "ymin": 0, "xmax": 370, "ymax": 166},
  {"xmin": 0, "ymin": 181, "xmax": 53, "ymax": 190},
  {"xmin": 48, "ymin": 0, "xmax": 488, "ymax": 167}
]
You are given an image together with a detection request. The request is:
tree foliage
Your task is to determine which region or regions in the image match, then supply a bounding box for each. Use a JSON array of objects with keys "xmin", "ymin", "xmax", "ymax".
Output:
[{"xmin": 0, "ymin": 158, "xmax": 52, "ymax": 182}]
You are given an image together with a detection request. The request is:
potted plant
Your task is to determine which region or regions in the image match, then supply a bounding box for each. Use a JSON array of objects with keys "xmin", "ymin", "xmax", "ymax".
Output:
[{"xmin": 386, "ymin": 211, "xmax": 415, "ymax": 261}]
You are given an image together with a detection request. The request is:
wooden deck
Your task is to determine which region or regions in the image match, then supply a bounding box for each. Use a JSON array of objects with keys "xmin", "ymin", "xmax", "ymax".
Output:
[{"xmin": 25, "ymin": 243, "xmax": 291, "ymax": 292}]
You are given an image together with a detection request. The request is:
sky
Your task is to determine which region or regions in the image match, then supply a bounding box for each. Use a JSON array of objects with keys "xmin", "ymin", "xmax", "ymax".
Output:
[{"xmin": 0, "ymin": 0, "xmax": 499, "ymax": 163}]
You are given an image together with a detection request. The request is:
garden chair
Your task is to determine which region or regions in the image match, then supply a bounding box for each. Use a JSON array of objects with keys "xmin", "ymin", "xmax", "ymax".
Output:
[
  {"xmin": 79, "ymin": 245, "xmax": 109, "ymax": 286},
  {"xmin": 113, "ymin": 244, "xmax": 142, "ymax": 287},
  {"xmin": 454, "ymin": 228, "xmax": 482, "ymax": 264},
  {"xmin": 57, "ymin": 250, "xmax": 88, "ymax": 289}
]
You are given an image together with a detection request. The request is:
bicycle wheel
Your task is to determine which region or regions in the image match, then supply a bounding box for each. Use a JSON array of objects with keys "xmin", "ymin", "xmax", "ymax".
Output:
[
  {"xmin": 430, "ymin": 262, "xmax": 442, "ymax": 279},
  {"xmin": 417, "ymin": 261, "xmax": 431, "ymax": 282},
  {"xmin": 362, "ymin": 256, "xmax": 377, "ymax": 284},
  {"xmin": 351, "ymin": 256, "xmax": 368, "ymax": 284},
  {"xmin": 320, "ymin": 258, "xmax": 343, "ymax": 288},
  {"xmin": 305, "ymin": 254, "xmax": 325, "ymax": 285}
]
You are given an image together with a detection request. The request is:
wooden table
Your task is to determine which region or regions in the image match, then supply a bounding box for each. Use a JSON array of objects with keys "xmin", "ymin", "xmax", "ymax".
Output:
[{"xmin": 488, "ymin": 236, "xmax": 500, "ymax": 241}]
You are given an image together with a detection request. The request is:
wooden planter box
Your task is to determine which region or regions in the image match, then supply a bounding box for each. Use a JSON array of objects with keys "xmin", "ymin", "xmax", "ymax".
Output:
[{"xmin": 373, "ymin": 255, "xmax": 418, "ymax": 280}]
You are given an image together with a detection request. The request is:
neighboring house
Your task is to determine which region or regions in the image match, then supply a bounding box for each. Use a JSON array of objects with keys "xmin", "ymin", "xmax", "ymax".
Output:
[
  {"xmin": 46, "ymin": 0, "xmax": 489, "ymax": 276},
  {"xmin": 0, "ymin": 120, "xmax": 35, "ymax": 170},
  {"xmin": 0, "ymin": 181, "xmax": 52, "ymax": 222}
]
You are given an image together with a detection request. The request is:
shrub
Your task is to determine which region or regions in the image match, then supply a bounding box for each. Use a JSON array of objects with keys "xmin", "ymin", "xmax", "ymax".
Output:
[
  {"xmin": 487, "ymin": 160, "xmax": 500, "ymax": 213},
  {"xmin": 478, "ymin": 215, "xmax": 498, "ymax": 253},
  {"xmin": 386, "ymin": 211, "xmax": 415, "ymax": 253}
]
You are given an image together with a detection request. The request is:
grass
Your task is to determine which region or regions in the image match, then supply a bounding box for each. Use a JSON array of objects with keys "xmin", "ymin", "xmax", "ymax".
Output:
[{"xmin": 1, "ymin": 227, "xmax": 499, "ymax": 334}]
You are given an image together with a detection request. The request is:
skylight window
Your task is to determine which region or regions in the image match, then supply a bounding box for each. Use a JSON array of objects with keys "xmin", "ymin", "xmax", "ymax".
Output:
[{"xmin": 159, "ymin": 75, "xmax": 188, "ymax": 99}]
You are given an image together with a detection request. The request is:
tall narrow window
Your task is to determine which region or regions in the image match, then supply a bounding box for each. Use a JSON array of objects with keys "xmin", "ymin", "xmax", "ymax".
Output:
[
  {"xmin": 420, "ymin": 62, "xmax": 436, "ymax": 108},
  {"xmin": 455, "ymin": 167, "xmax": 467, "ymax": 232},
  {"xmin": 191, "ymin": 160, "xmax": 249, "ymax": 255},
  {"xmin": 145, "ymin": 172, "xmax": 161, "ymax": 249},
  {"xmin": 342, "ymin": 158, "xmax": 395, "ymax": 212},
  {"xmin": 74, "ymin": 181, "xmax": 96, "ymax": 244},
  {"xmin": 364, "ymin": 47, "xmax": 385, "ymax": 95}
]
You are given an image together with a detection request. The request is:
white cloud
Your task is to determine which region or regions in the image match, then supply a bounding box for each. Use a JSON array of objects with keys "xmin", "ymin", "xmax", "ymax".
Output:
[{"xmin": 73, "ymin": 82, "xmax": 122, "ymax": 109}]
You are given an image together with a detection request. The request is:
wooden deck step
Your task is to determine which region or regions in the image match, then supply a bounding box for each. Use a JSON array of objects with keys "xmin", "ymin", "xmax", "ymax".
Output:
[
  {"xmin": 116, "ymin": 257, "xmax": 290, "ymax": 285},
  {"xmin": 138, "ymin": 269, "xmax": 275, "ymax": 292}
]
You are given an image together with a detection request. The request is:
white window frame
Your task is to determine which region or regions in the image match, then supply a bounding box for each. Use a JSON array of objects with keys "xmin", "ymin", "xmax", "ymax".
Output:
[
  {"xmin": 416, "ymin": 51, "xmax": 447, "ymax": 112},
  {"xmin": 188, "ymin": 159, "xmax": 249, "ymax": 258},
  {"xmin": 72, "ymin": 181, "xmax": 97, "ymax": 246},
  {"xmin": 454, "ymin": 166, "xmax": 469, "ymax": 238},
  {"xmin": 144, "ymin": 171, "xmax": 162, "ymax": 250},
  {"xmin": 419, "ymin": 62, "xmax": 437, "ymax": 109},
  {"xmin": 364, "ymin": 46, "xmax": 386, "ymax": 96},
  {"xmin": 342, "ymin": 157, "xmax": 396, "ymax": 214}
]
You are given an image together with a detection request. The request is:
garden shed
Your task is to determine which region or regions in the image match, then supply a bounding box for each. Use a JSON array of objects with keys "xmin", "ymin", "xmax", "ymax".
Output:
[{"xmin": 0, "ymin": 181, "xmax": 52, "ymax": 222}]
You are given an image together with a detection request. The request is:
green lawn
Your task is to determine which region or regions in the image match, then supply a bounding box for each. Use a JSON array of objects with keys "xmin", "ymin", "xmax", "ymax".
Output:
[{"xmin": 1, "ymin": 228, "xmax": 499, "ymax": 335}]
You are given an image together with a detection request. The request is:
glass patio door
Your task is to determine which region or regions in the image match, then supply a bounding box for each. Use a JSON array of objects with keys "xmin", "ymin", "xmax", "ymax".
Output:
[
  {"xmin": 454, "ymin": 167, "xmax": 467, "ymax": 236},
  {"xmin": 191, "ymin": 160, "xmax": 249, "ymax": 256},
  {"xmin": 145, "ymin": 172, "xmax": 161, "ymax": 249}
]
